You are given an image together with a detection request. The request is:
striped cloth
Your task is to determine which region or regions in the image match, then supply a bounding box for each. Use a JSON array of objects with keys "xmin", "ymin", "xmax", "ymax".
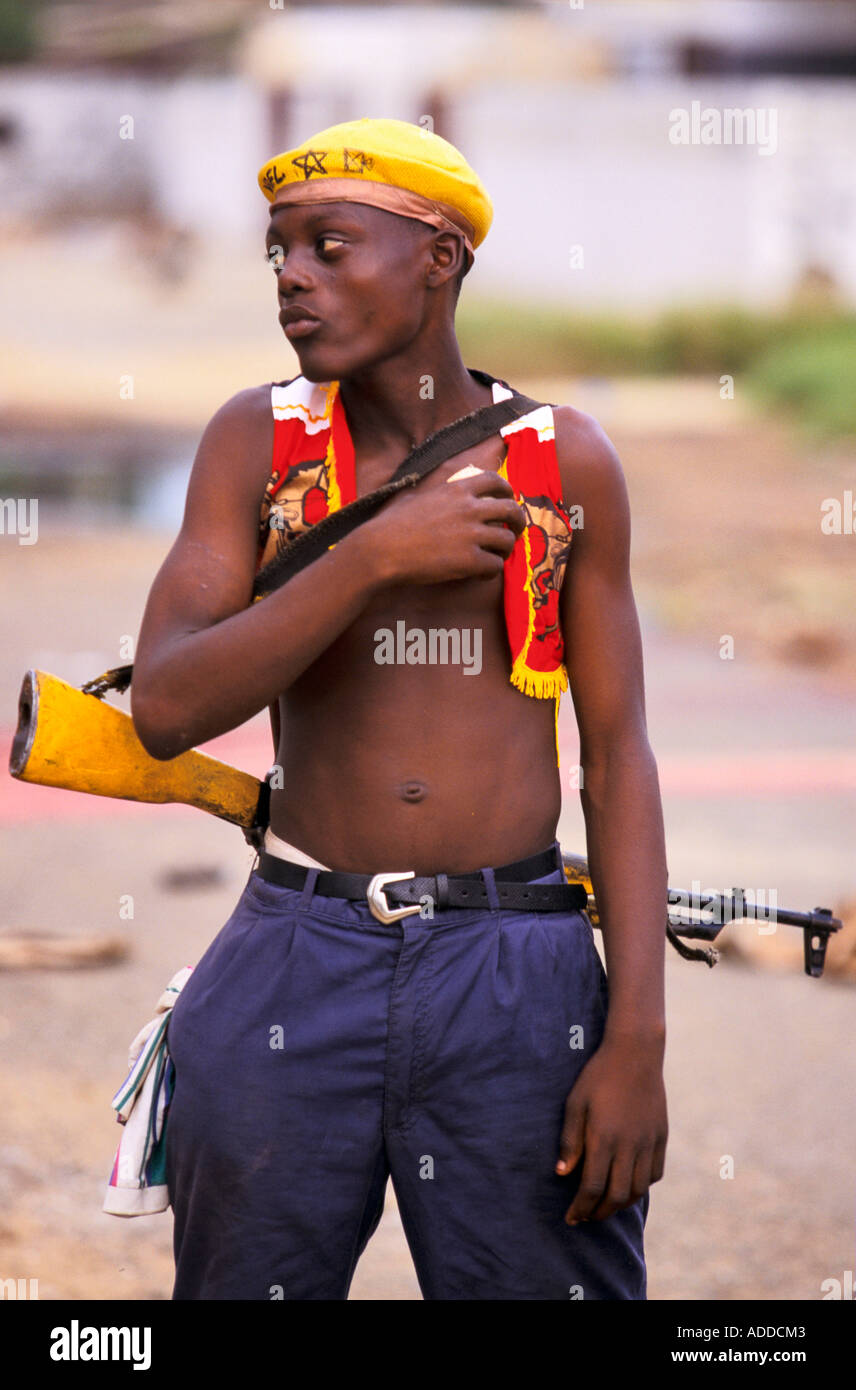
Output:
[{"xmin": 102, "ymin": 966, "xmax": 193, "ymax": 1217}]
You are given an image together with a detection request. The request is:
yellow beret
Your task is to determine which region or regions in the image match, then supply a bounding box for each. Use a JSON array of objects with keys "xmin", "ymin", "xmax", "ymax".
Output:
[{"xmin": 257, "ymin": 116, "xmax": 492, "ymax": 266}]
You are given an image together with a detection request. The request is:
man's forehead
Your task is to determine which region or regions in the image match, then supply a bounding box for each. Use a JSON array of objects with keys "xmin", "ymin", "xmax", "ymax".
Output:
[
  {"xmin": 268, "ymin": 200, "xmax": 365, "ymax": 224},
  {"xmin": 267, "ymin": 199, "xmax": 428, "ymax": 239}
]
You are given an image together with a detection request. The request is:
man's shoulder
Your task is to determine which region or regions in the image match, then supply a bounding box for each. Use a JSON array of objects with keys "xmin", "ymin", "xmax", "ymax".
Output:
[
  {"xmin": 187, "ymin": 384, "xmax": 279, "ymax": 505},
  {"xmin": 205, "ymin": 382, "xmax": 276, "ymax": 434},
  {"xmin": 195, "ymin": 383, "xmax": 281, "ymax": 484},
  {"xmin": 550, "ymin": 402, "xmax": 626, "ymax": 502}
]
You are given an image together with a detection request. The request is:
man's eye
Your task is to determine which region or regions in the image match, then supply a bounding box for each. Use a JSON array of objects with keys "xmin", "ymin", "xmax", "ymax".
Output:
[
  {"xmin": 317, "ymin": 236, "xmax": 345, "ymax": 255},
  {"xmin": 265, "ymin": 246, "xmax": 285, "ymax": 271}
]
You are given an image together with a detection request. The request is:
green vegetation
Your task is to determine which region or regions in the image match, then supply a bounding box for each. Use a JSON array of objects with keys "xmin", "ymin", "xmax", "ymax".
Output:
[
  {"xmin": 456, "ymin": 300, "xmax": 856, "ymax": 438},
  {"xmin": 746, "ymin": 323, "xmax": 856, "ymax": 441},
  {"xmin": 0, "ymin": 0, "xmax": 39, "ymax": 61}
]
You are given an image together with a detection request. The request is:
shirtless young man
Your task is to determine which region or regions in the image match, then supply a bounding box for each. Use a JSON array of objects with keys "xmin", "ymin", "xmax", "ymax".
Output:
[{"xmin": 131, "ymin": 117, "xmax": 668, "ymax": 1301}]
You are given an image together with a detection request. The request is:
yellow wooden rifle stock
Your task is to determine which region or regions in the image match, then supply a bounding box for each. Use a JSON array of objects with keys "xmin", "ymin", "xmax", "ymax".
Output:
[{"xmin": 9, "ymin": 670, "xmax": 266, "ymax": 837}]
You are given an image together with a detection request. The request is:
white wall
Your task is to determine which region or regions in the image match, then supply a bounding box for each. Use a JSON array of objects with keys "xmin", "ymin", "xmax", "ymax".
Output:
[
  {"xmin": 457, "ymin": 80, "xmax": 856, "ymax": 309},
  {"xmin": 0, "ymin": 70, "xmax": 267, "ymax": 242}
]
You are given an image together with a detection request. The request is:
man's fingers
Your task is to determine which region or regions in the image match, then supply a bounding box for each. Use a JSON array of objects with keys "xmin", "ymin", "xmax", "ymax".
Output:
[
  {"xmin": 651, "ymin": 1137, "xmax": 667, "ymax": 1184},
  {"xmin": 569, "ymin": 1146, "xmax": 657, "ymax": 1225},
  {"xmin": 464, "ymin": 470, "xmax": 517, "ymax": 501},
  {"xmin": 589, "ymin": 1151, "xmax": 638, "ymax": 1221},
  {"xmin": 468, "ymin": 548, "xmax": 506, "ymax": 580},
  {"xmin": 556, "ymin": 1101, "xmax": 586, "ymax": 1177},
  {"xmin": 473, "ymin": 524, "xmax": 519, "ymax": 559},
  {"xmin": 564, "ymin": 1147, "xmax": 611, "ymax": 1225},
  {"xmin": 631, "ymin": 1146, "xmax": 656, "ymax": 1202},
  {"xmin": 474, "ymin": 497, "xmax": 527, "ymax": 535}
]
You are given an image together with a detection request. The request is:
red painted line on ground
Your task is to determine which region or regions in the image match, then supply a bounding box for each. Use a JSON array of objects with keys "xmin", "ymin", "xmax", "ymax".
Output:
[
  {"xmin": 0, "ymin": 725, "xmax": 273, "ymax": 824},
  {"xmin": 655, "ymin": 753, "xmax": 856, "ymax": 794},
  {"xmin": 2, "ymin": 731, "xmax": 855, "ymax": 824},
  {"xmin": 557, "ymin": 743, "xmax": 856, "ymax": 796}
]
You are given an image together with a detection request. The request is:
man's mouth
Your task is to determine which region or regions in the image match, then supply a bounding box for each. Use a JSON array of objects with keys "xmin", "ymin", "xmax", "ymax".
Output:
[{"xmin": 279, "ymin": 306, "xmax": 322, "ymax": 340}]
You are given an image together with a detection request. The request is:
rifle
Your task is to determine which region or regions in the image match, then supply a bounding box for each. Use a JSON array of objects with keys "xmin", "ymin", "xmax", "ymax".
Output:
[{"xmin": 10, "ymin": 668, "xmax": 843, "ymax": 978}]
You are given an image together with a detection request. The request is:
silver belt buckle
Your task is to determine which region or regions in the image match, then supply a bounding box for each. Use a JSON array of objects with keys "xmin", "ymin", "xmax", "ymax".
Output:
[{"xmin": 366, "ymin": 871, "xmax": 422, "ymax": 924}]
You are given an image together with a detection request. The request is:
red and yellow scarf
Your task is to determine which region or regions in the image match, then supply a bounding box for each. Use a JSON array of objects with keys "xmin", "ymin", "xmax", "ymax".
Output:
[{"xmin": 256, "ymin": 375, "xmax": 574, "ymax": 706}]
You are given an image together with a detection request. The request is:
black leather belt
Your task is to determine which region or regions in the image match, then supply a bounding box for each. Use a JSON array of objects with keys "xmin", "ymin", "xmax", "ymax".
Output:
[{"xmin": 255, "ymin": 844, "xmax": 588, "ymax": 923}]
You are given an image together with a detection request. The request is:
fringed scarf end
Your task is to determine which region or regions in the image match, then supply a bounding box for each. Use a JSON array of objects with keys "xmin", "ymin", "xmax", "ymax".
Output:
[{"xmin": 509, "ymin": 660, "xmax": 568, "ymax": 701}]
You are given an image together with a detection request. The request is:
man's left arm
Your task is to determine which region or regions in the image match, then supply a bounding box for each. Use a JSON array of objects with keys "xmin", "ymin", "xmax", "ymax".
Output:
[{"xmin": 552, "ymin": 406, "xmax": 669, "ymax": 1225}]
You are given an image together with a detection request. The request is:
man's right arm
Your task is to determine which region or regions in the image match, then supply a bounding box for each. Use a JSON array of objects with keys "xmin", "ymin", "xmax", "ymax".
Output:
[
  {"xmin": 131, "ymin": 388, "xmax": 526, "ymax": 760},
  {"xmin": 131, "ymin": 388, "xmax": 391, "ymax": 760}
]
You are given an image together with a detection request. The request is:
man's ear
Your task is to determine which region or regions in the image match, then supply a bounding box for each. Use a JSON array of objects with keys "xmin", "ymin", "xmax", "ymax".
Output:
[{"xmin": 426, "ymin": 229, "xmax": 468, "ymax": 291}]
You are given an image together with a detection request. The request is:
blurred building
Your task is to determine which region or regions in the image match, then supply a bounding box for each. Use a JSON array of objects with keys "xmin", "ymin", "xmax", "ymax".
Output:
[{"xmin": 1, "ymin": 0, "xmax": 855, "ymax": 307}]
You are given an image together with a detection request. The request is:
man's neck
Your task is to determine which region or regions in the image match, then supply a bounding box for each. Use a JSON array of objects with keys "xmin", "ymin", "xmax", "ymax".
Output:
[{"xmin": 336, "ymin": 340, "xmax": 494, "ymax": 459}]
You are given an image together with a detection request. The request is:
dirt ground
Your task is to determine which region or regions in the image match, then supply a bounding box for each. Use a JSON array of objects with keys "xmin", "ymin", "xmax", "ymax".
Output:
[{"xmin": 1, "ymin": 228, "xmax": 854, "ymax": 1300}]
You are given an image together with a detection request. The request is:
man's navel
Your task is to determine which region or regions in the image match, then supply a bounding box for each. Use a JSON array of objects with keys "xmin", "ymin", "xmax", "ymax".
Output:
[{"xmin": 398, "ymin": 780, "xmax": 428, "ymax": 804}]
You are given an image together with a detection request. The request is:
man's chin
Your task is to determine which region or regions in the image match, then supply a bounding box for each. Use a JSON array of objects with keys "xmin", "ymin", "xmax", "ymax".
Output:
[{"xmin": 287, "ymin": 345, "xmax": 344, "ymax": 384}]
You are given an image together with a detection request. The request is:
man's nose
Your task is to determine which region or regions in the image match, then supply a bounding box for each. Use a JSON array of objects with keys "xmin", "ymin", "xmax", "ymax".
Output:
[{"xmin": 273, "ymin": 248, "xmax": 313, "ymax": 295}]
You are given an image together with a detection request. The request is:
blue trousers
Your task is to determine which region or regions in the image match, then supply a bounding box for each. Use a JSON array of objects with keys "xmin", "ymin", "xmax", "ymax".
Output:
[{"xmin": 165, "ymin": 840, "xmax": 648, "ymax": 1300}]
